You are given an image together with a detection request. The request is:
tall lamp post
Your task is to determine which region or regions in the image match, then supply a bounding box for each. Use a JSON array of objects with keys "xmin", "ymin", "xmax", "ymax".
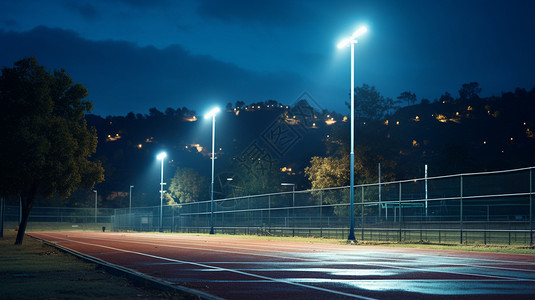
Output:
[
  {"xmin": 205, "ymin": 107, "xmax": 220, "ymax": 235},
  {"xmin": 157, "ymin": 152, "xmax": 167, "ymax": 232},
  {"xmin": 337, "ymin": 25, "xmax": 367, "ymax": 242},
  {"xmin": 129, "ymin": 185, "xmax": 134, "ymax": 227},
  {"xmin": 281, "ymin": 183, "xmax": 296, "ymax": 236},
  {"xmin": 93, "ymin": 190, "xmax": 97, "ymax": 223}
]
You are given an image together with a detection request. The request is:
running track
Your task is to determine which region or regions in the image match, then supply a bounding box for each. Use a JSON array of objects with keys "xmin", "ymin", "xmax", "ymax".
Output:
[{"xmin": 29, "ymin": 232, "xmax": 535, "ymax": 299}]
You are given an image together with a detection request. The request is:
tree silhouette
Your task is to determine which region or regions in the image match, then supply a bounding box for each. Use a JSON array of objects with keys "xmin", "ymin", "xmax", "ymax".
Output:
[
  {"xmin": 459, "ymin": 82, "xmax": 481, "ymax": 101},
  {"xmin": 397, "ymin": 91, "xmax": 417, "ymax": 106},
  {"xmin": 0, "ymin": 57, "xmax": 104, "ymax": 244}
]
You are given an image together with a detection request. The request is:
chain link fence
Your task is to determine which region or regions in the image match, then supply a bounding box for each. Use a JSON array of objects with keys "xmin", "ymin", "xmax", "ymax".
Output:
[
  {"xmin": 1, "ymin": 205, "xmax": 114, "ymax": 231},
  {"xmin": 111, "ymin": 167, "xmax": 534, "ymax": 246}
]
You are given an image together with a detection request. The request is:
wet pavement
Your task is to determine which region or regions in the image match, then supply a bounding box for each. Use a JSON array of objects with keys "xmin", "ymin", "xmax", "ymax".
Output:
[{"xmin": 29, "ymin": 232, "xmax": 535, "ymax": 299}]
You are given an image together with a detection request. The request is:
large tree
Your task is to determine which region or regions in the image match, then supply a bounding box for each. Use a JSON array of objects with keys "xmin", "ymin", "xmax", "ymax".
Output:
[
  {"xmin": 0, "ymin": 57, "xmax": 104, "ymax": 244},
  {"xmin": 346, "ymin": 84, "xmax": 398, "ymax": 120},
  {"xmin": 168, "ymin": 167, "xmax": 208, "ymax": 204}
]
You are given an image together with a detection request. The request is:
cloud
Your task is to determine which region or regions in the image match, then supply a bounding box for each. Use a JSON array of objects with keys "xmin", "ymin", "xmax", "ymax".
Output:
[
  {"xmin": 63, "ymin": 1, "xmax": 100, "ymax": 20},
  {"xmin": 196, "ymin": 0, "xmax": 310, "ymax": 26},
  {"xmin": 0, "ymin": 26, "xmax": 304, "ymax": 116}
]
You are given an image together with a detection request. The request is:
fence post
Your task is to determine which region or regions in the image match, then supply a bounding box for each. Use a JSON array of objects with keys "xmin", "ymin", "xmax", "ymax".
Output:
[
  {"xmin": 361, "ymin": 186, "xmax": 364, "ymax": 241},
  {"xmin": 399, "ymin": 182, "xmax": 402, "ymax": 242},
  {"xmin": 460, "ymin": 174, "xmax": 464, "ymax": 245},
  {"xmin": 268, "ymin": 195, "xmax": 271, "ymax": 230},
  {"xmin": 319, "ymin": 190, "xmax": 323, "ymax": 238},
  {"xmin": 530, "ymin": 167, "xmax": 533, "ymax": 247}
]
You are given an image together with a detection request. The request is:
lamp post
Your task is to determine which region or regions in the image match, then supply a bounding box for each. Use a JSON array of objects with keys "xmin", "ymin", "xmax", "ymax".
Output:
[
  {"xmin": 281, "ymin": 183, "xmax": 295, "ymax": 236},
  {"xmin": 337, "ymin": 25, "xmax": 367, "ymax": 242},
  {"xmin": 205, "ymin": 107, "xmax": 220, "ymax": 235},
  {"xmin": 93, "ymin": 190, "xmax": 97, "ymax": 223},
  {"xmin": 129, "ymin": 185, "xmax": 134, "ymax": 227},
  {"xmin": 157, "ymin": 152, "xmax": 167, "ymax": 232}
]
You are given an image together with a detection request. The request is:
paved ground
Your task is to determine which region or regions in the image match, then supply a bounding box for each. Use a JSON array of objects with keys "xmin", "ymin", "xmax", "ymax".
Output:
[{"xmin": 29, "ymin": 232, "xmax": 535, "ymax": 299}]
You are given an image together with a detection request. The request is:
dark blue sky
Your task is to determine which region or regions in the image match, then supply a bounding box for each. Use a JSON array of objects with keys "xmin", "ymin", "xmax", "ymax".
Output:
[{"xmin": 1, "ymin": 0, "xmax": 534, "ymax": 116}]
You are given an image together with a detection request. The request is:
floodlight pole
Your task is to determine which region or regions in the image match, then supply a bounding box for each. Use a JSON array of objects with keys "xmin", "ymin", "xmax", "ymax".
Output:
[
  {"xmin": 210, "ymin": 112, "xmax": 216, "ymax": 235},
  {"xmin": 157, "ymin": 152, "xmax": 167, "ymax": 232},
  {"xmin": 205, "ymin": 107, "xmax": 220, "ymax": 235},
  {"xmin": 160, "ymin": 158, "xmax": 164, "ymax": 232},
  {"xmin": 338, "ymin": 26, "xmax": 367, "ymax": 242}
]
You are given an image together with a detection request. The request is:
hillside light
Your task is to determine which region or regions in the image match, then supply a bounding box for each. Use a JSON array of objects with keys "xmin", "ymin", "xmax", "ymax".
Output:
[
  {"xmin": 337, "ymin": 25, "xmax": 367, "ymax": 242},
  {"xmin": 157, "ymin": 152, "xmax": 167, "ymax": 232},
  {"xmin": 205, "ymin": 107, "xmax": 220, "ymax": 234}
]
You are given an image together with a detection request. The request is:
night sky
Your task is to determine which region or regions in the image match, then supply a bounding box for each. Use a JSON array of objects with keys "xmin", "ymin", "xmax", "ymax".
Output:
[{"xmin": 1, "ymin": 0, "xmax": 534, "ymax": 117}]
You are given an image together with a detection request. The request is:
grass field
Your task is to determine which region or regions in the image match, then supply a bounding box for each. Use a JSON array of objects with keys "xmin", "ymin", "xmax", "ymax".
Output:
[
  {"xmin": 0, "ymin": 230, "xmax": 190, "ymax": 299},
  {"xmin": 175, "ymin": 232, "xmax": 535, "ymax": 255}
]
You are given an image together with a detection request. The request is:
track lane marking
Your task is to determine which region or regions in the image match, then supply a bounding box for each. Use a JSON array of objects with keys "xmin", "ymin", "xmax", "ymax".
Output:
[
  {"xmin": 34, "ymin": 232, "xmax": 377, "ymax": 300},
  {"xmin": 33, "ymin": 232, "xmax": 535, "ymax": 284}
]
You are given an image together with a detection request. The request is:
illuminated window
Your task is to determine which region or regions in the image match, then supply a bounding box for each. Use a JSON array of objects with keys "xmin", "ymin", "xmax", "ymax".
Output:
[{"xmin": 384, "ymin": 120, "xmax": 389, "ymax": 125}]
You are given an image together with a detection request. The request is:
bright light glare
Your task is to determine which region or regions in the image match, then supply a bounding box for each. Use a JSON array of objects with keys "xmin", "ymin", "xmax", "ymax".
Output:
[
  {"xmin": 156, "ymin": 152, "xmax": 167, "ymax": 160},
  {"xmin": 351, "ymin": 26, "xmax": 367, "ymax": 39},
  {"xmin": 337, "ymin": 26, "xmax": 368, "ymax": 48},
  {"xmin": 337, "ymin": 38, "xmax": 350, "ymax": 49},
  {"xmin": 204, "ymin": 107, "xmax": 220, "ymax": 119}
]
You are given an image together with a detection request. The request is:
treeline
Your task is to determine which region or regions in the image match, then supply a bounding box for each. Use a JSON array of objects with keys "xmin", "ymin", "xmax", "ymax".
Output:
[{"xmin": 46, "ymin": 83, "xmax": 535, "ymax": 209}]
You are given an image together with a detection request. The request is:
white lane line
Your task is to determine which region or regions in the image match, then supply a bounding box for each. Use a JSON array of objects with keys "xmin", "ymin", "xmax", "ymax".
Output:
[
  {"xmin": 35, "ymin": 232, "xmax": 535, "ymax": 283},
  {"xmin": 71, "ymin": 234, "xmax": 535, "ymax": 281},
  {"xmin": 35, "ymin": 233, "xmax": 377, "ymax": 300},
  {"xmin": 90, "ymin": 233, "xmax": 535, "ymax": 269}
]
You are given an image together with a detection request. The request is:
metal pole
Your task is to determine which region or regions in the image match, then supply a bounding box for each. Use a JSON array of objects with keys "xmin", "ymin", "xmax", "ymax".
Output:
[
  {"xmin": 460, "ymin": 175, "xmax": 463, "ymax": 244},
  {"xmin": 348, "ymin": 41, "xmax": 356, "ymax": 242},
  {"xmin": 210, "ymin": 113, "xmax": 216, "ymax": 234},
  {"xmin": 93, "ymin": 190, "xmax": 97, "ymax": 223},
  {"xmin": 530, "ymin": 167, "xmax": 533, "ymax": 247},
  {"xmin": 379, "ymin": 163, "xmax": 382, "ymax": 221},
  {"xmin": 292, "ymin": 185, "xmax": 295, "ymax": 237},
  {"xmin": 361, "ymin": 186, "xmax": 364, "ymax": 240},
  {"xmin": 129, "ymin": 185, "xmax": 133, "ymax": 228},
  {"xmin": 399, "ymin": 182, "xmax": 402, "ymax": 242},
  {"xmin": 425, "ymin": 164, "xmax": 428, "ymax": 218},
  {"xmin": 160, "ymin": 158, "xmax": 164, "ymax": 232}
]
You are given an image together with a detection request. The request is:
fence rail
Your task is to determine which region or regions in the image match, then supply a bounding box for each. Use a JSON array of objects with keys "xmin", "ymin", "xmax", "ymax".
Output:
[
  {"xmin": 111, "ymin": 166, "xmax": 535, "ymax": 246},
  {"xmin": 2, "ymin": 167, "xmax": 533, "ymax": 245}
]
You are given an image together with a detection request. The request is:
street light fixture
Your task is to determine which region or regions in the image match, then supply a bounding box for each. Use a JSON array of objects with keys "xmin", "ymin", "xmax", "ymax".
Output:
[
  {"xmin": 281, "ymin": 183, "xmax": 296, "ymax": 236},
  {"xmin": 93, "ymin": 190, "xmax": 97, "ymax": 224},
  {"xmin": 337, "ymin": 25, "xmax": 367, "ymax": 242},
  {"xmin": 205, "ymin": 107, "xmax": 220, "ymax": 235},
  {"xmin": 157, "ymin": 152, "xmax": 167, "ymax": 232}
]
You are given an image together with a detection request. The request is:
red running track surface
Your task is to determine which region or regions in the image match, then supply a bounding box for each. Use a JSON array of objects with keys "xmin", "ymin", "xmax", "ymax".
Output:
[{"xmin": 29, "ymin": 231, "xmax": 535, "ymax": 299}]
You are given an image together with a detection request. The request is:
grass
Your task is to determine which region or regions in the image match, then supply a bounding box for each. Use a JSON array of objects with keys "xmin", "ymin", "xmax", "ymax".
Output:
[
  {"xmin": 168, "ymin": 231, "xmax": 535, "ymax": 255},
  {"xmin": 0, "ymin": 230, "xmax": 192, "ymax": 300}
]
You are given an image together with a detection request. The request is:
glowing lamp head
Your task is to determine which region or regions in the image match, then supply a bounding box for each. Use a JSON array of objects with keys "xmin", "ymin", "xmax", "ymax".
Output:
[
  {"xmin": 204, "ymin": 107, "xmax": 220, "ymax": 119},
  {"xmin": 337, "ymin": 25, "xmax": 368, "ymax": 48},
  {"xmin": 352, "ymin": 26, "xmax": 367, "ymax": 39},
  {"xmin": 156, "ymin": 152, "xmax": 167, "ymax": 160}
]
